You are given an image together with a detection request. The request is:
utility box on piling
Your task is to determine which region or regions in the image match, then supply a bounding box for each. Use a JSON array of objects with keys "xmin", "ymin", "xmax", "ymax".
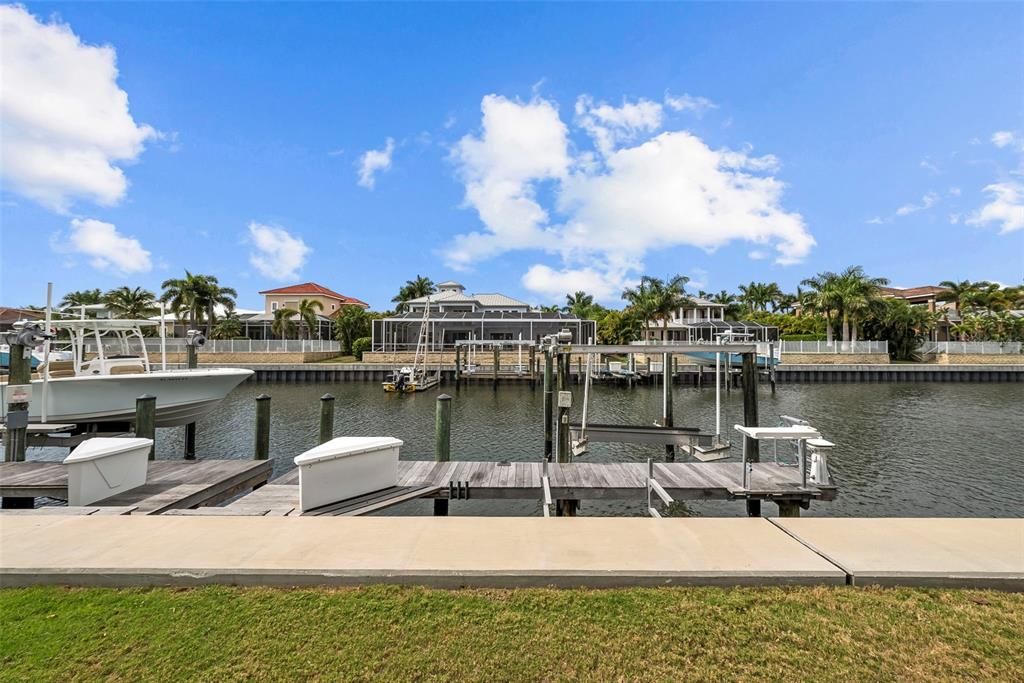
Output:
[{"xmin": 294, "ymin": 436, "xmax": 403, "ymax": 512}]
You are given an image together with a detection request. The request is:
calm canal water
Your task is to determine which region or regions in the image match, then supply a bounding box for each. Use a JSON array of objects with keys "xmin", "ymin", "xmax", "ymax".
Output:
[{"xmin": 140, "ymin": 380, "xmax": 1022, "ymax": 518}]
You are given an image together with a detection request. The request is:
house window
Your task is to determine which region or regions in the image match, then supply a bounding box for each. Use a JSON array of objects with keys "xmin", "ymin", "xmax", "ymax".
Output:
[
  {"xmin": 332, "ymin": 304, "xmax": 337, "ymax": 311},
  {"xmin": 271, "ymin": 302, "xmax": 278, "ymax": 311}
]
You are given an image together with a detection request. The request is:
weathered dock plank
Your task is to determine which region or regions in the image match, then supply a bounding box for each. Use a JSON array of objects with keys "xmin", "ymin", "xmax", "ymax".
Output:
[{"xmin": 0, "ymin": 459, "xmax": 272, "ymax": 514}]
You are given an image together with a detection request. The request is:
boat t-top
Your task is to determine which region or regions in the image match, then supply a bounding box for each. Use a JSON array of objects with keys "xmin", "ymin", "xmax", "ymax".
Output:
[{"xmin": 0, "ymin": 318, "xmax": 252, "ymax": 427}]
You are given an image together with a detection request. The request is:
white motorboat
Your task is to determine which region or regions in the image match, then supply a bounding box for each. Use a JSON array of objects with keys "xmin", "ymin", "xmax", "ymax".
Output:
[{"xmin": 0, "ymin": 319, "xmax": 252, "ymax": 427}]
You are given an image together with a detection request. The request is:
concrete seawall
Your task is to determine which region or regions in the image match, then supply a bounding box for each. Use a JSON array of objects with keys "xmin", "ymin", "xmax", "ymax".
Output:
[{"xmin": 182, "ymin": 362, "xmax": 1024, "ymax": 383}]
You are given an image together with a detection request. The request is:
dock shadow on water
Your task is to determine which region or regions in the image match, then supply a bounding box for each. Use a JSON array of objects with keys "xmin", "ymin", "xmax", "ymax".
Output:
[{"xmin": 28, "ymin": 380, "xmax": 1015, "ymax": 519}]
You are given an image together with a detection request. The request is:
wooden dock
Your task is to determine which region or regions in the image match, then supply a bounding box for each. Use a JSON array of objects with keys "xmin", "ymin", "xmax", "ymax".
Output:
[
  {"xmin": 203, "ymin": 459, "xmax": 835, "ymax": 516},
  {"xmin": 0, "ymin": 460, "xmax": 272, "ymax": 514}
]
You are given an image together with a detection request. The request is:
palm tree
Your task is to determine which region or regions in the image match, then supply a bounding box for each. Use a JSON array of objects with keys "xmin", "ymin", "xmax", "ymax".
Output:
[
  {"xmin": 59, "ymin": 288, "xmax": 103, "ymax": 311},
  {"xmin": 800, "ymin": 271, "xmax": 842, "ymax": 344},
  {"xmin": 937, "ymin": 280, "xmax": 990, "ymax": 314},
  {"xmin": 563, "ymin": 291, "xmax": 594, "ymax": 319},
  {"xmin": 621, "ymin": 279, "xmax": 656, "ymax": 340},
  {"xmin": 212, "ymin": 313, "xmax": 243, "ymax": 340},
  {"xmin": 160, "ymin": 271, "xmax": 237, "ymax": 335},
  {"xmin": 334, "ymin": 305, "xmax": 372, "ymax": 354},
  {"xmin": 103, "ymin": 286, "xmax": 157, "ymax": 319},
  {"xmin": 392, "ymin": 275, "xmax": 436, "ymax": 312},
  {"xmin": 649, "ymin": 275, "xmax": 690, "ymax": 336},
  {"xmin": 538, "ymin": 304, "xmax": 561, "ymax": 313},
  {"xmin": 271, "ymin": 307, "xmax": 297, "ymax": 339},
  {"xmin": 737, "ymin": 282, "xmax": 782, "ymax": 312},
  {"xmin": 296, "ymin": 298, "xmax": 324, "ymax": 339},
  {"xmin": 833, "ymin": 266, "xmax": 889, "ymax": 343}
]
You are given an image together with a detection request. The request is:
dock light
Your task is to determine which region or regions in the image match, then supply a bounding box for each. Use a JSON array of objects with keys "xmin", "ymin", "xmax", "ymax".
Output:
[{"xmin": 185, "ymin": 330, "xmax": 206, "ymax": 347}]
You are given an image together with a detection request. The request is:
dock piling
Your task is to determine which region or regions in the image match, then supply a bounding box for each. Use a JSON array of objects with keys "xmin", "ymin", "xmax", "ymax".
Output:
[
  {"xmin": 662, "ymin": 352, "xmax": 674, "ymax": 461},
  {"xmin": 434, "ymin": 394, "xmax": 452, "ymax": 516},
  {"xmin": 184, "ymin": 343, "xmax": 198, "ymax": 459},
  {"xmin": 769, "ymin": 343, "xmax": 777, "ymax": 395},
  {"xmin": 543, "ymin": 350, "xmax": 553, "ymax": 460},
  {"xmin": 135, "ymin": 395, "xmax": 156, "ymax": 460},
  {"xmin": 741, "ymin": 352, "xmax": 760, "ymax": 517},
  {"xmin": 454, "ymin": 346, "xmax": 461, "ymax": 387},
  {"xmin": 318, "ymin": 393, "xmax": 335, "ymax": 444},
  {"xmin": 3, "ymin": 342, "xmax": 31, "ymax": 462},
  {"xmin": 492, "ymin": 346, "xmax": 499, "ymax": 390},
  {"xmin": 254, "ymin": 394, "xmax": 271, "ymax": 461}
]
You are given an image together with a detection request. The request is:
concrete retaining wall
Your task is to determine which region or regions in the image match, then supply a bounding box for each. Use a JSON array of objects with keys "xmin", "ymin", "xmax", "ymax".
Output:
[
  {"xmin": 936, "ymin": 353, "xmax": 1024, "ymax": 365},
  {"xmin": 781, "ymin": 353, "xmax": 890, "ymax": 365},
  {"xmin": 166, "ymin": 351, "xmax": 340, "ymax": 364}
]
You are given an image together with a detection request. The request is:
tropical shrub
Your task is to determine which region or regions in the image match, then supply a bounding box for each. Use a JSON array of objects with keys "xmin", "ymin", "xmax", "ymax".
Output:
[{"xmin": 351, "ymin": 336, "xmax": 372, "ymax": 360}]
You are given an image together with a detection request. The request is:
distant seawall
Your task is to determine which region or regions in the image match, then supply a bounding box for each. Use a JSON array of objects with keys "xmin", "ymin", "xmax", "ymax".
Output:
[{"xmin": 182, "ymin": 362, "xmax": 1024, "ymax": 383}]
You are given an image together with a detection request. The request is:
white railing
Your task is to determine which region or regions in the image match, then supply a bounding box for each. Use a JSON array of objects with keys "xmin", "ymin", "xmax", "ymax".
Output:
[
  {"xmin": 142, "ymin": 339, "xmax": 341, "ymax": 353},
  {"xmin": 780, "ymin": 340, "xmax": 888, "ymax": 355},
  {"xmin": 924, "ymin": 341, "xmax": 1023, "ymax": 355}
]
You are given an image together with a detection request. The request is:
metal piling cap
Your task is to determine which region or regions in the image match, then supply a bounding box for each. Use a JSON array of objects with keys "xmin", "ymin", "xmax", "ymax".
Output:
[
  {"xmin": 255, "ymin": 393, "xmax": 271, "ymax": 401},
  {"xmin": 437, "ymin": 393, "xmax": 452, "ymax": 401},
  {"xmin": 320, "ymin": 393, "xmax": 335, "ymax": 401}
]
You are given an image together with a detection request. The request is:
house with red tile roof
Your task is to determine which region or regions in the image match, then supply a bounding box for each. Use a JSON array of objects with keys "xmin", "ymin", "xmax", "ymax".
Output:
[{"xmin": 258, "ymin": 283, "xmax": 368, "ymax": 318}]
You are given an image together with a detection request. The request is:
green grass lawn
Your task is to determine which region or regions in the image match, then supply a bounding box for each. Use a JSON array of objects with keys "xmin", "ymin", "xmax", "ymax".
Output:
[{"xmin": 2, "ymin": 586, "xmax": 1021, "ymax": 682}]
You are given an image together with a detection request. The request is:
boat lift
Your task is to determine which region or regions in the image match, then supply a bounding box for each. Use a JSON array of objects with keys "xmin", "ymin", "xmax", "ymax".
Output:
[{"xmin": 565, "ymin": 342, "xmax": 755, "ymax": 462}]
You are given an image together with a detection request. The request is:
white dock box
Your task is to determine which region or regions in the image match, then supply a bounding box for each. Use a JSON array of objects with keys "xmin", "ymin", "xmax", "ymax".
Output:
[
  {"xmin": 63, "ymin": 437, "xmax": 152, "ymax": 506},
  {"xmin": 293, "ymin": 436, "xmax": 403, "ymax": 512}
]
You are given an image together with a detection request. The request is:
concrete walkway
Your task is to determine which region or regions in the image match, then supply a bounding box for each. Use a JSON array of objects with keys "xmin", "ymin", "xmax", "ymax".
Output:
[
  {"xmin": 0, "ymin": 516, "xmax": 1020, "ymax": 589},
  {"xmin": 771, "ymin": 518, "xmax": 1024, "ymax": 589}
]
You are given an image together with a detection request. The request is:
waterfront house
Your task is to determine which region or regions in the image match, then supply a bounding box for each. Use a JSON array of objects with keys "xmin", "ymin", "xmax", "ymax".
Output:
[
  {"xmin": 879, "ymin": 286, "xmax": 957, "ymax": 341},
  {"xmin": 643, "ymin": 297, "xmax": 779, "ymax": 343},
  {"xmin": 259, "ymin": 282, "xmax": 368, "ymax": 317},
  {"xmin": 372, "ymin": 281, "xmax": 597, "ymax": 351}
]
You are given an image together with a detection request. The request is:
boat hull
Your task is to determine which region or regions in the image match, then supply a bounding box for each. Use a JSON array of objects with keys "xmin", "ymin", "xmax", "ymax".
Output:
[{"xmin": 1, "ymin": 368, "xmax": 253, "ymax": 427}]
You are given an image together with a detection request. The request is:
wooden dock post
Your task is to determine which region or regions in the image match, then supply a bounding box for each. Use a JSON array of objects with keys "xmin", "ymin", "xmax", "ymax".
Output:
[
  {"xmin": 768, "ymin": 342, "xmax": 777, "ymax": 395},
  {"xmin": 134, "ymin": 395, "xmax": 156, "ymax": 460},
  {"xmin": 741, "ymin": 352, "xmax": 760, "ymax": 517},
  {"xmin": 434, "ymin": 393, "xmax": 452, "ymax": 516},
  {"xmin": 184, "ymin": 343, "xmax": 198, "ymax": 459},
  {"xmin": 662, "ymin": 352, "xmax": 674, "ymax": 461},
  {"xmin": 3, "ymin": 342, "xmax": 31, "ymax": 462},
  {"xmin": 777, "ymin": 501, "xmax": 800, "ymax": 517},
  {"xmin": 555, "ymin": 353, "xmax": 578, "ymax": 516},
  {"xmin": 454, "ymin": 345, "xmax": 461, "ymax": 387},
  {"xmin": 543, "ymin": 349, "xmax": 554, "ymax": 460},
  {"xmin": 254, "ymin": 394, "xmax": 271, "ymax": 461},
  {"xmin": 318, "ymin": 393, "xmax": 335, "ymax": 444},
  {"xmin": 492, "ymin": 345, "xmax": 500, "ymax": 390},
  {"xmin": 528, "ymin": 345, "xmax": 536, "ymax": 388},
  {"xmin": 576, "ymin": 356, "xmax": 582, "ymax": 384}
]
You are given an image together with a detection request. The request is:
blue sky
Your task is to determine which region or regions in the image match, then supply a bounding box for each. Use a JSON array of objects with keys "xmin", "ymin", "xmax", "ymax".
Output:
[{"xmin": 1, "ymin": 2, "xmax": 1022, "ymax": 310}]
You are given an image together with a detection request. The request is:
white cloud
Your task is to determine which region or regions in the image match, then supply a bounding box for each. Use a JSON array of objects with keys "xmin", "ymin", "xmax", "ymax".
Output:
[
  {"xmin": 0, "ymin": 5, "xmax": 156, "ymax": 212},
  {"xmin": 949, "ymin": 187, "xmax": 961, "ymax": 196},
  {"xmin": 521, "ymin": 264, "xmax": 629, "ymax": 302},
  {"xmin": 991, "ymin": 131, "xmax": 1017, "ymax": 149},
  {"xmin": 447, "ymin": 93, "xmax": 813, "ymax": 302},
  {"xmin": 67, "ymin": 218, "xmax": 152, "ymax": 274},
  {"xmin": 865, "ymin": 217, "xmax": 885, "ymax": 225},
  {"xmin": 748, "ymin": 249, "xmax": 769, "ymax": 259},
  {"xmin": 446, "ymin": 95, "xmax": 571, "ymax": 266},
  {"xmin": 895, "ymin": 191, "xmax": 940, "ymax": 217},
  {"xmin": 948, "ymin": 213, "xmax": 961, "ymax": 225},
  {"xmin": 966, "ymin": 182, "xmax": 1024, "ymax": 234},
  {"xmin": 575, "ymin": 96, "xmax": 664, "ymax": 156},
  {"xmin": 356, "ymin": 138, "xmax": 395, "ymax": 189},
  {"xmin": 247, "ymin": 222, "xmax": 311, "ymax": 280},
  {"xmin": 920, "ymin": 159, "xmax": 940, "ymax": 175},
  {"xmin": 664, "ymin": 93, "xmax": 717, "ymax": 116}
]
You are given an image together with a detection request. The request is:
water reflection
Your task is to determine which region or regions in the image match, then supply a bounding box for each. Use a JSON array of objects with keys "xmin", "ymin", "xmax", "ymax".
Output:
[{"xmin": 141, "ymin": 380, "xmax": 1023, "ymax": 518}]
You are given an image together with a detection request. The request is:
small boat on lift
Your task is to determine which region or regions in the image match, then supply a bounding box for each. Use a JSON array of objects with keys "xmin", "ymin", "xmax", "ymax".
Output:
[
  {"xmin": 1, "ymin": 319, "xmax": 252, "ymax": 427},
  {"xmin": 383, "ymin": 298, "xmax": 440, "ymax": 393}
]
